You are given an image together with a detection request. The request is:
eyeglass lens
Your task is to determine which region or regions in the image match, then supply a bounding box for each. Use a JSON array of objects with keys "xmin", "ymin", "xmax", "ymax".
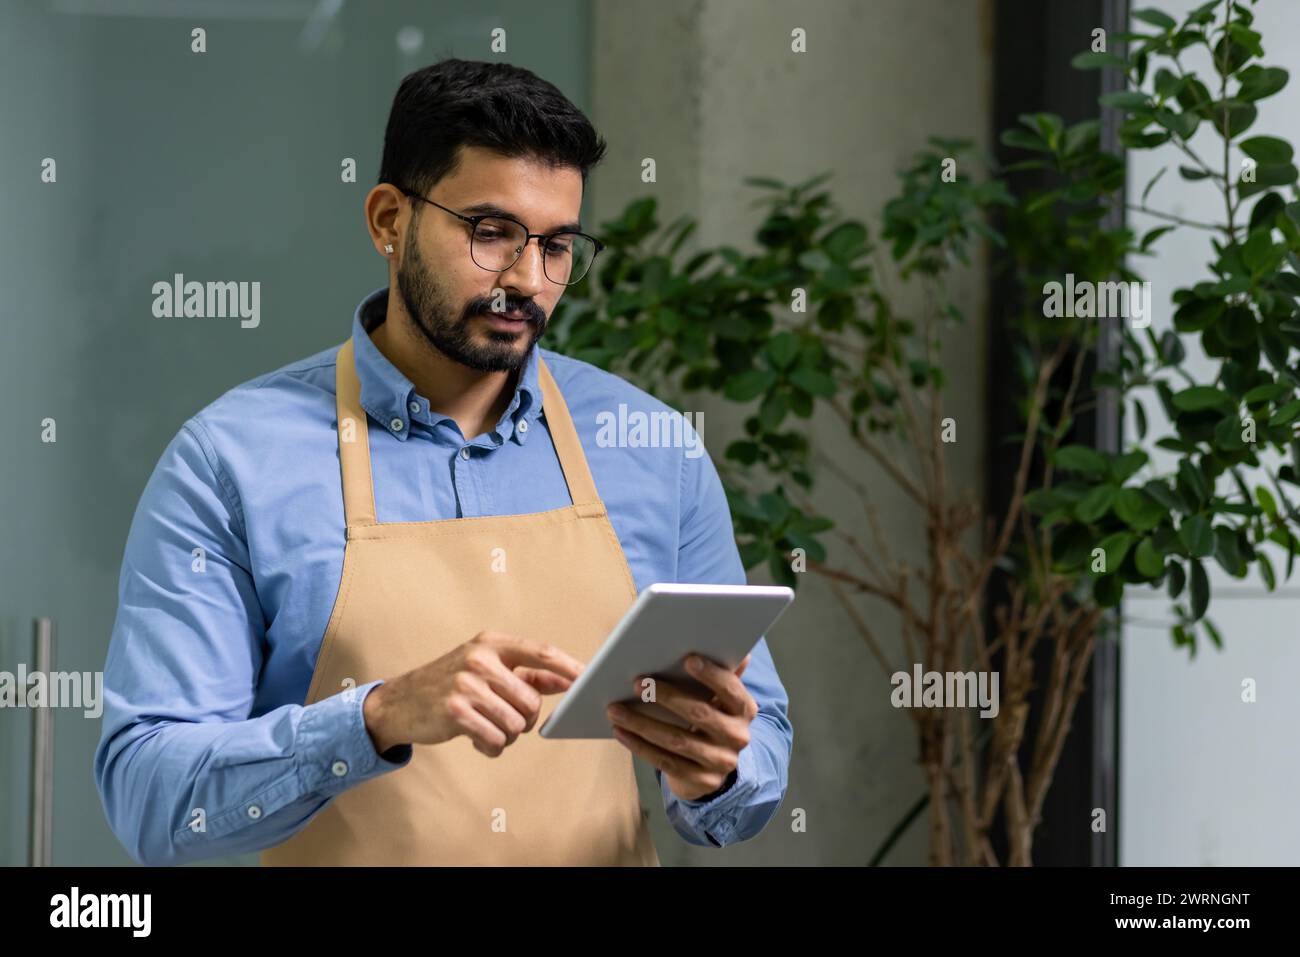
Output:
[{"xmin": 470, "ymin": 217, "xmax": 596, "ymax": 285}]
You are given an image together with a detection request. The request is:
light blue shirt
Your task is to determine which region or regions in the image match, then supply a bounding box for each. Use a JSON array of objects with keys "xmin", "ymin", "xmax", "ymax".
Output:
[{"xmin": 95, "ymin": 285, "xmax": 793, "ymax": 865}]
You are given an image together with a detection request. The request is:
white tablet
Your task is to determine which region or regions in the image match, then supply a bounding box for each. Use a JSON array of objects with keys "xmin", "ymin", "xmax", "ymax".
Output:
[{"xmin": 539, "ymin": 582, "xmax": 794, "ymax": 739}]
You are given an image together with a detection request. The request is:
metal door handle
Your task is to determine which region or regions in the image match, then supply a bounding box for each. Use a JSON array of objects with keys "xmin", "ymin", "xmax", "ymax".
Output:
[{"xmin": 30, "ymin": 617, "xmax": 54, "ymax": 867}]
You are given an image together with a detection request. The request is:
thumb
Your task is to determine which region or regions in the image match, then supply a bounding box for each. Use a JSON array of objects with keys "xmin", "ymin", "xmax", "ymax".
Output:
[{"xmin": 734, "ymin": 654, "xmax": 752, "ymax": 680}]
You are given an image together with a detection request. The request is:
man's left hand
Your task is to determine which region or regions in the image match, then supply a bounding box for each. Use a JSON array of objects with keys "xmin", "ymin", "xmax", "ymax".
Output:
[{"xmin": 606, "ymin": 652, "xmax": 757, "ymax": 802}]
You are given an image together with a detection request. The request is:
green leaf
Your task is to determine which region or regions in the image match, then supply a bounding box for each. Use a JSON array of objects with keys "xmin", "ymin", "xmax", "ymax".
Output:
[
  {"xmin": 1100, "ymin": 90, "xmax": 1153, "ymax": 111},
  {"xmin": 758, "ymin": 491, "xmax": 790, "ymax": 526},
  {"xmin": 1203, "ymin": 618, "xmax": 1224, "ymax": 650},
  {"xmin": 725, "ymin": 440, "xmax": 762, "ymax": 465},
  {"xmin": 1095, "ymin": 574, "xmax": 1123, "ymax": 607},
  {"xmin": 738, "ymin": 540, "xmax": 768, "ymax": 569},
  {"xmin": 724, "ymin": 369, "xmax": 777, "ymax": 401},
  {"xmin": 1240, "ymin": 136, "xmax": 1294, "ymax": 165},
  {"xmin": 1213, "ymin": 36, "xmax": 1253, "ymax": 77},
  {"xmin": 1257, "ymin": 485, "xmax": 1279, "ymax": 520},
  {"xmin": 1096, "ymin": 532, "xmax": 1136, "ymax": 573},
  {"xmin": 1141, "ymin": 225, "xmax": 1176, "ymax": 251},
  {"xmin": 1063, "ymin": 119, "xmax": 1101, "ymax": 156},
  {"xmin": 1268, "ymin": 399, "xmax": 1300, "ymax": 427},
  {"xmin": 1076, "ymin": 485, "xmax": 1118, "ymax": 523},
  {"xmin": 766, "ymin": 332, "xmax": 801, "ymax": 370},
  {"xmin": 1210, "ymin": 99, "xmax": 1258, "ymax": 138},
  {"xmin": 784, "ymin": 532, "xmax": 827, "ymax": 564},
  {"xmin": 1110, "ymin": 450, "xmax": 1149, "ymax": 483},
  {"xmin": 1259, "ymin": 551, "xmax": 1277, "ymax": 591},
  {"xmin": 1167, "ymin": 560, "xmax": 1187, "ymax": 598},
  {"xmin": 1213, "ymin": 525, "xmax": 1245, "ymax": 576},
  {"xmin": 1132, "ymin": 8, "xmax": 1177, "ymax": 30},
  {"xmin": 1114, "ymin": 488, "xmax": 1166, "ymax": 531},
  {"xmin": 788, "ymin": 368, "xmax": 837, "ymax": 398},
  {"xmin": 798, "ymin": 250, "xmax": 832, "ymax": 271},
  {"xmin": 1055, "ymin": 444, "xmax": 1109, "ymax": 475},
  {"xmin": 1214, "ymin": 414, "xmax": 1248, "ymax": 451},
  {"xmin": 824, "ymin": 219, "xmax": 868, "ymax": 255},
  {"xmin": 1158, "ymin": 330, "xmax": 1186, "ymax": 365},
  {"xmin": 768, "ymin": 551, "xmax": 798, "ymax": 588},
  {"xmin": 1172, "ymin": 385, "xmax": 1235, "ymax": 412},
  {"xmin": 1242, "ymin": 164, "xmax": 1299, "ymax": 194},
  {"xmin": 1144, "ymin": 480, "xmax": 1187, "ymax": 514},
  {"xmin": 1243, "ymin": 382, "xmax": 1290, "ymax": 404},
  {"xmin": 1000, "ymin": 128, "xmax": 1048, "ymax": 152},
  {"xmin": 788, "ymin": 512, "xmax": 834, "ymax": 534},
  {"xmin": 1226, "ymin": 24, "xmax": 1263, "ymax": 59},
  {"xmin": 727, "ymin": 491, "xmax": 768, "ymax": 522},
  {"xmin": 1237, "ymin": 66, "xmax": 1289, "ymax": 102},
  {"xmin": 1135, "ymin": 537, "xmax": 1166, "ymax": 578},
  {"xmin": 758, "ymin": 390, "xmax": 790, "ymax": 430},
  {"xmin": 1156, "ymin": 108, "xmax": 1199, "ymax": 139},
  {"xmin": 1180, "ymin": 515, "xmax": 1214, "ymax": 558},
  {"xmin": 1173, "ymin": 298, "xmax": 1223, "ymax": 333},
  {"xmin": 1072, "ymin": 51, "xmax": 1127, "ymax": 70},
  {"xmin": 1177, "ymin": 460, "xmax": 1211, "ymax": 509},
  {"xmin": 1189, "ymin": 559, "xmax": 1210, "ymax": 621},
  {"xmin": 1241, "ymin": 232, "xmax": 1284, "ymax": 274},
  {"xmin": 1141, "ymin": 166, "xmax": 1168, "ymax": 204},
  {"xmin": 1024, "ymin": 489, "xmax": 1063, "ymax": 516}
]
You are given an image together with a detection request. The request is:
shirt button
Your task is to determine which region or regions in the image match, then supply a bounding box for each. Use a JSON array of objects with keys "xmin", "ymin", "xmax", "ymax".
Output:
[
  {"xmin": 408, "ymin": 401, "xmax": 421, "ymax": 414},
  {"xmin": 331, "ymin": 760, "xmax": 349, "ymax": 777},
  {"xmin": 517, "ymin": 418, "xmax": 529, "ymax": 433},
  {"xmin": 390, "ymin": 417, "xmax": 404, "ymax": 432},
  {"xmin": 459, "ymin": 446, "xmax": 471, "ymax": 460},
  {"xmin": 246, "ymin": 804, "xmax": 262, "ymax": 820}
]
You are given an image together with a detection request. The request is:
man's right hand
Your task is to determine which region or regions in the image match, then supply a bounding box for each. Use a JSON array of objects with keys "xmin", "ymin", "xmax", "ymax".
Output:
[{"xmin": 362, "ymin": 631, "xmax": 585, "ymax": 757}]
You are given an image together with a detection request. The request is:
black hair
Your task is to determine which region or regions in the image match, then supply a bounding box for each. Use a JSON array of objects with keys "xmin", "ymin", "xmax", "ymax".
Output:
[{"xmin": 377, "ymin": 58, "xmax": 607, "ymax": 199}]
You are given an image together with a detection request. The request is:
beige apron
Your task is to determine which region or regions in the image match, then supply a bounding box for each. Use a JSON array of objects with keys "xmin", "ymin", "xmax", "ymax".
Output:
[{"xmin": 261, "ymin": 338, "xmax": 660, "ymax": 866}]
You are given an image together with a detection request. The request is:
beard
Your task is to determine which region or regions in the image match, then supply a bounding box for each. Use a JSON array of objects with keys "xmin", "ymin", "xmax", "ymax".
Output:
[{"xmin": 394, "ymin": 226, "xmax": 547, "ymax": 373}]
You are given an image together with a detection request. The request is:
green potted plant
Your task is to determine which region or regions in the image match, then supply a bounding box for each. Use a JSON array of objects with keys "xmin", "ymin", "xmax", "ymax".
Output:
[{"xmin": 552, "ymin": 0, "xmax": 1300, "ymax": 864}]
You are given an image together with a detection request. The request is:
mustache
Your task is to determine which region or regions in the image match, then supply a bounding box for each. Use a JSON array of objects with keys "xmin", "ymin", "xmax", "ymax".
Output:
[{"xmin": 470, "ymin": 299, "xmax": 545, "ymax": 324}]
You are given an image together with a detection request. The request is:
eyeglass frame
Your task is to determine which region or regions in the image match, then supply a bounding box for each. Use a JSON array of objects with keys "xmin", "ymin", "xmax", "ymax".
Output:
[{"xmin": 392, "ymin": 184, "xmax": 605, "ymax": 285}]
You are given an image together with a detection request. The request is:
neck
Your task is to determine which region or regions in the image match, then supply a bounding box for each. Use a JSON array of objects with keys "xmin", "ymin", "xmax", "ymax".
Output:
[{"xmin": 368, "ymin": 297, "xmax": 519, "ymax": 442}]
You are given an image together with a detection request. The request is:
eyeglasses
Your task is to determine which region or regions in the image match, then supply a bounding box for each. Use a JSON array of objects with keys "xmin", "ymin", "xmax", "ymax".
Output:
[{"xmin": 395, "ymin": 186, "xmax": 604, "ymax": 286}]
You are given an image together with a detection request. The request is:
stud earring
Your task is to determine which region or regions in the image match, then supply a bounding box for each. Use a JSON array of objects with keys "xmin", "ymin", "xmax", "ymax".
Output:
[{"xmin": 384, "ymin": 243, "xmax": 394, "ymax": 254}]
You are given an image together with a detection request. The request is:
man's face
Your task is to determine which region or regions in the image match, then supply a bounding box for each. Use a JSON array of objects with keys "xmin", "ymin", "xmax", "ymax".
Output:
[{"xmin": 395, "ymin": 146, "xmax": 585, "ymax": 373}]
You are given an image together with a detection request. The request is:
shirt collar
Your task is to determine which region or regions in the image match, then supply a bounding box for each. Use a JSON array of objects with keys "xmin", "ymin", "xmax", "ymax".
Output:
[{"xmin": 350, "ymin": 285, "xmax": 543, "ymax": 445}]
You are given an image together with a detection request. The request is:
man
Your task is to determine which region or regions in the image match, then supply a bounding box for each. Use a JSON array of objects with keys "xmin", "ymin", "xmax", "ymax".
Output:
[{"xmin": 95, "ymin": 58, "xmax": 792, "ymax": 866}]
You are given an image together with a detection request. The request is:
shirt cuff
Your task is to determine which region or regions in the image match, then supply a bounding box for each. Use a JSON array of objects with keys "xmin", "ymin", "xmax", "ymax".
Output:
[
  {"xmin": 659, "ymin": 743, "xmax": 759, "ymax": 847},
  {"xmin": 294, "ymin": 679, "xmax": 413, "ymax": 796},
  {"xmin": 679, "ymin": 768, "xmax": 739, "ymax": 806}
]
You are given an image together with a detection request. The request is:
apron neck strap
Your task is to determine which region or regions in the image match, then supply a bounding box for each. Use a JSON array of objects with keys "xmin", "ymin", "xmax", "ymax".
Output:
[
  {"xmin": 333, "ymin": 338, "xmax": 601, "ymax": 527},
  {"xmin": 535, "ymin": 354, "xmax": 601, "ymax": 507}
]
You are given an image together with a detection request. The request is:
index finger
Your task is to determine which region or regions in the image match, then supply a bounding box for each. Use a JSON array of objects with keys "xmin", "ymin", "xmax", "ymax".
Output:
[
  {"xmin": 490, "ymin": 635, "xmax": 586, "ymax": 681},
  {"xmin": 685, "ymin": 653, "xmax": 748, "ymax": 715}
]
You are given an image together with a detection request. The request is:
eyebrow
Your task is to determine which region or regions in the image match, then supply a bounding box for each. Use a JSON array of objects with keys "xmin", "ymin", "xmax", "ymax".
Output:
[{"xmin": 458, "ymin": 201, "xmax": 583, "ymax": 234}]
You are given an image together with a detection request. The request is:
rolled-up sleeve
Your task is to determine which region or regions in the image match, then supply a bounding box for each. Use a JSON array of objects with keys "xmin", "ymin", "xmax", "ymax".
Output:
[
  {"xmin": 659, "ymin": 436, "xmax": 794, "ymax": 848},
  {"xmin": 93, "ymin": 421, "xmax": 411, "ymax": 866}
]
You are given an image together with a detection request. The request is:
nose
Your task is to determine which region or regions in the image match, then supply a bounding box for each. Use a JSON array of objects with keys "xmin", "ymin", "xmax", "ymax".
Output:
[{"xmin": 497, "ymin": 236, "xmax": 548, "ymax": 297}]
